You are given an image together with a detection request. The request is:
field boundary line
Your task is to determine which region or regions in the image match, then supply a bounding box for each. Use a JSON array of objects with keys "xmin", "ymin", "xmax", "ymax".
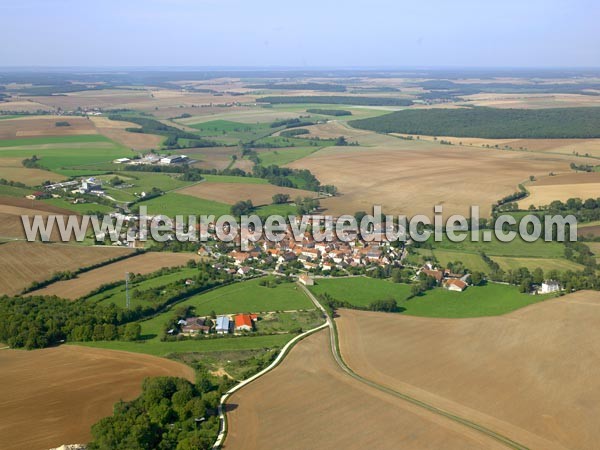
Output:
[{"xmin": 298, "ymin": 283, "xmax": 530, "ymax": 450}]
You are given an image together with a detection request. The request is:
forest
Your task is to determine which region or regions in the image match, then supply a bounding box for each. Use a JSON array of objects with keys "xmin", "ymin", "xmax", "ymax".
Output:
[
  {"xmin": 259, "ymin": 96, "xmax": 413, "ymax": 106},
  {"xmin": 350, "ymin": 107, "xmax": 600, "ymax": 138}
]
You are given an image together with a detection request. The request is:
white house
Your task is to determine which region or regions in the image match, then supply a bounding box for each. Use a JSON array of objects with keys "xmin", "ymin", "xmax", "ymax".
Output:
[{"xmin": 541, "ymin": 280, "xmax": 561, "ymax": 294}]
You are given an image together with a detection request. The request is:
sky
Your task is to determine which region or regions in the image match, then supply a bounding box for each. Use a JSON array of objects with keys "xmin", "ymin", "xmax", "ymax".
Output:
[{"xmin": 1, "ymin": 0, "xmax": 599, "ymax": 68}]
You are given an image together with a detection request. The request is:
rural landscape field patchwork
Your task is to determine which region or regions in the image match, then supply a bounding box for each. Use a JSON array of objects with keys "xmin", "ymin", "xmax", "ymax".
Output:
[{"xmin": 1, "ymin": 3, "xmax": 600, "ymax": 448}]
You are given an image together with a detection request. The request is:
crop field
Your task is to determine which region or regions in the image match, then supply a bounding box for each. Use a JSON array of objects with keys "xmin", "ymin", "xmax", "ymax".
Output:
[
  {"xmin": 90, "ymin": 115, "xmax": 164, "ymax": 150},
  {"xmin": 0, "ymin": 135, "xmax": 133, "ymax": 174},
  {"xmin": 29, "ymin": 251, "xmax": 198, "ymax": 300},
  {"xmin": 184, "ymin": 146, "xmax": 242, "ymax": 170},
  {"xmin": 188, "ymin": 119, "xmax": 275, "ymax": 144},
  {"xmin": 286, "ymin": 131, "xmax": 590, "ymax": 218},
  {"xmin": 179, "ymin": 181, "xmax": 317, "ymax": 207},
  {"xmin": 255, "ymin": 146, "xmax": 322, "ymax": 166},
  {"xmin": 311, "ymin": 277, "xmax": 549, "ymax": 317},
  {"xmin": 0, "ymin": 196, "xmax": 80, "ymax": 240},
  {"xmin": 336, "ymin": 291, "xmax": 600, "ymax": 450},
  {"xmin": 225, "ymin": 329, "xmax": 506, "ymax": 450},
  {"xmin": 416, "ymin": 248, "xmax": 490, "ymax": 273},
  {"xmin": 0, "ymin": 242, "xmax": 132, "ymax": 295},
  {"xmin": 0, "ymin": 345, "xmax": 193, "ymax": 450},
  {"xmin": 519, "ymin": 172, "xmax": 600, "ymax": 208},
  {"xmin": 138, "ymin": 191, "xmax": 232, "ymax": 217},
  {"xmin": 491, "ymin": 256, "xmax": 584, "ymax": 273},
  {"xmin": 0, "ymin": 116, "xmax": 98, "ymax": 139},
  {"xmin": 0, "ymin": 156, "xmax": 66, "ymax": 184},
  {"xmin": 426, "ymin": 231, "xmax": 566, "ymax": 258}
]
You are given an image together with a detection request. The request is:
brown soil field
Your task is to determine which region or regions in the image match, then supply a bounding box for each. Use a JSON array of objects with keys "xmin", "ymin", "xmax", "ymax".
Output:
[
  {"xmin": 225, "ymin": 329, "xmax": 505, "ymax": 450},
  {"xmin": 464, "ymin": 93, "xmax": 600, "ymax": 109},
  {"xmin": 0, "ymin": 242, "xmax": 132, "ymax": 295},
  {"xmin": 29, "ymin": 251, "xmax": 199, "ymax": 299},
  {"xmin": 90, "ymin": 116, "xmax": 164, "ymax": 150},
  {"xmin": 0, "ymin": 157, "xmax": 66, "ymax": 184},
  {"xmin": 179, "ymin": 182, "xmax": 318, "ymax": 206},
  {"xmin": 0, "ymin": 345, "xmax": 194, "ymax": 450},
  {"xmin": 0, "ymin": 196, "xmax": 77, "ymax": 240},
  {"xmin": 0, "ymin": 99, "xmax": 53, "ymax": 113},
  {"xmin": 0, "ymin": 116, "xmax": 98, "ymax": 139},
  {"xmin": 528, "ymin": 171, "xmax": 600, "ymax": 186},
  {"xmin": 578, "ymin": 224, "xmax": 600, "ymax": 238},
  {"xmin": 287, "ymin": 133, "xmax": 591, "ymax": 218},
  {"xmin": 185, "ymin": 146, "xmax": 241, "ymax": 171},
  {"xmin": 336, "ymin": 291, "xmax": 600, "ymax": 450},
  {"xmin": 519, "ymin": 183, "xmax": 600, "ymax": 208},
  {"xmin": 391, "ymin": 133, "xmax": 600, "ymax": 157}
]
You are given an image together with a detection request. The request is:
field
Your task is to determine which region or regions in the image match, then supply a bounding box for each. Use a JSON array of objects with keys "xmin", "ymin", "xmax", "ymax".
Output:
[
  {"xmin": 75, "ymin": 333, "xmax": 293, "ymax": 358},
  {"xmin": 179, "ymin": 181, "xmax": 318, "ymax": 207},
  {"xmin": 89, "ymin": 116, "xmax": 164, "ymax": 150},
  {"xmin": 0, "ymin": 116, "xmax": 97, "ymax": 139},
  {"xmin": 225, "ymin": 329, "xmax": 506, "ymax": 450},
  {"xmin": 0, "ymin": 134, "xmax": 133, "ymax": 174},
  {"xmin": 0, "ymin": 157, "xmax": 66, "ymax": 184},
  {"xmin": 29, "ymin": 251, "xmax": 198, "ymax": 300},
  {"xmin": 138, "ymin": 278, "xmax": 314, "ymax": 338},
  {"xmin": 588, "ymin": 242, "xmax": 600, "ymax": 262},
  {"xmin": 0, "ymin": 195, "xmax": 77, "ymax": 240},
  {"xmin": 0, "ymin": 345, "xmax": 193, "ymax": 450},
  {"xmin": 310, "ymin": 277, "xmax": 551, "ymax": 318},
  {"xmin": 138, "ymin": 191, "xmax": 232, "ymax": 217},
  {"xmin": 336, "ymin": 291, "xmax": 600, "ymax": 450},
  {"xmin": 491, "ymin": 256, "xmax": 584, "ymax": 273},
  {"xmin": 287, "ymin": 131, "xmax": 590, "ymax": 218},
  {"xmin": 519, "ymin": 172, "xmax": 600, "ymax": 208},
  {"xmin": 415, "ymin": 248, "xmax": 490, "ymax": 273},
  {"xmin": 0, "ymin": 242, "xmax": 132, "ymax": 295}
]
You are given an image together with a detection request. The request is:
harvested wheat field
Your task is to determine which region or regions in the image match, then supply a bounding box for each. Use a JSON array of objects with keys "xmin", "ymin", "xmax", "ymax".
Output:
[
  {"xmin": 336, "ymin": 291, "xmax": 600, "ymax": 450},
  {"xmin": 0, "ymin": 196, "xmax": 77, "ymax": 240},
  {"xmin": 0, "ymin": 242, "xmax": 132, "ymax": 295},
  {"xmin": 0, "ymin": 116, "xmax": 97, "ymax": 139},
  {"xmin": 179, "ymin": 182, "xmax": 317, "ymax": 206},
  {"xmin": 0, "ymin": 345, "xmax": 194, "ymax": 450},
  {"xmin": 30, "ymin": 251, "xmax": 199, "ymax": 299},
  {"xmin": 90, "ymin": 116, "xmax": 163, "ymax": 150},
  {"xmin": 519, "ymin": 173, "xmax": 600, "ymax": 208},
  {"xmin": 225, "ymin": 329, "xmax": 505, "ymax": 450},
  {"xmin": 288, "ymin": 137, "xmax": 590, "ymax": 218},
  {"xmin": 0, "ymin": 157, "xmax": 66, "ymax": 184}
]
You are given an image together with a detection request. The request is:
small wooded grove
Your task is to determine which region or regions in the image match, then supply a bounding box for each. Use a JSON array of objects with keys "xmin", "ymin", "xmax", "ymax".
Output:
[
  {"xmin": 88, "ymin": 375, "xmax": 228, "ymax": 450},
  {"xmin": 349, "ymin": 107, "xmax": 600, "ymax": 138}
]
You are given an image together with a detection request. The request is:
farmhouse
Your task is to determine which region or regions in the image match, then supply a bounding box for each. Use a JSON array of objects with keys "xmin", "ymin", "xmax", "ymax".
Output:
[
  {"xmin": 444, "ymin": 279, "xmax": 468, "ymax": 292},
  {"xmin": 234, "ymin": 313, "xmax": 257, "ymax": 332},
  {"xmin": 541, "ymin": 280, "xmax": 561, "ymax": 294},
  {"xmin": 181, "ymin": 317, "xmax": 211, "ymax": 335},
  {"xmin": 421, "ymin": 268, "xmax": 444, "ymax": 284},
  {"xmin": 215, "ymin": 316, "xmax": 231, "ymax": 334}
]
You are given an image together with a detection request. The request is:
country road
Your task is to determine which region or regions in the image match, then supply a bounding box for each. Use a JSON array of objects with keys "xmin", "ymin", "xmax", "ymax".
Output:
[
  {"xmin": 213, "ymin": 283, "xmax": 530, "ymax": 450},
  {"xmin": 297, "ymin": 283, "xmax": 529, "ymax": 450}
]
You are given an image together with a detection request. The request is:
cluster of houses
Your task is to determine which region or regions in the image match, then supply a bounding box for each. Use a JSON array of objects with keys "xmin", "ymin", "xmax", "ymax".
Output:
[
  {"xmin": 175, "ymin": 313, "xmax": 258, "ymax": 336},
  {"xmin": 208, "ymin": 227, "xmax": 404, "ymax": 275},
  {"xmin": 418, "ymin": 262, "xmax": 471, "ymax": 292}
]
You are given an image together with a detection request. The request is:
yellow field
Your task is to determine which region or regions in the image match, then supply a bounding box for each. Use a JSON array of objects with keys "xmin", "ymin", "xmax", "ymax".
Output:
[
  {"xmin": 287, "ymin": 129, "xmax": 591, "ymax": 218},
  {"xmin": 337, "ymin": 291, "xmax": 600, "ymax": 450},
  {"xmin": 491, "ymin": 256, "xmax": 584, "ymax": 272},
  {"xmin": 0, "ymin": 345, "xmax": 193, "ymax": 450},
  {"xmin": 519, "ymin": 173, "xmax": 600, "ymax": 208},
  {"xmin": 179, "ymin": 182, "xmax": 317, "ymax": 206}
]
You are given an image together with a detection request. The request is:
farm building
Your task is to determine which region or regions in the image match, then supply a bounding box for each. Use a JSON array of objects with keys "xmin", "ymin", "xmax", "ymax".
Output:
[
  {"xmin": 160, "ymin": 155, "xmax": 188, "ymax": 165},
  {"xmin": 215, "ymin": 316, "xmax": 231, "ymax": 334},
  {"xmin": 541, "ymin": 280, "xmax": 561, "ymax": 294},
  {"xmin": 181, "ymin": 317, "xmax": 211, "ymax": 335},
  {"xmin": 444, "ymin": 279, "xmax": 468, "ymax": 292},
  {"xmin": 299, "ymin": 274, "xmax": 314, "ymax": 286},
  {"xmin": 234, "ymin": 314, "xmax": 257, "ymax": 332}
]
